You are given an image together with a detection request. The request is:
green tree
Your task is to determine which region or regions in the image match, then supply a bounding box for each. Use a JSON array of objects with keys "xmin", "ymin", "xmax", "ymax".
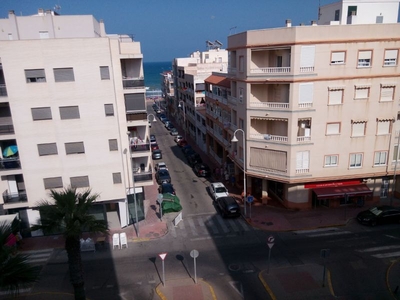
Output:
[
  {"xmin": 32, "ymin": 187, "xmax": 109, "ymax": 300},
  {"xmin": 0, "ymin": 221, "xmax": 39, "ymax": 297}
]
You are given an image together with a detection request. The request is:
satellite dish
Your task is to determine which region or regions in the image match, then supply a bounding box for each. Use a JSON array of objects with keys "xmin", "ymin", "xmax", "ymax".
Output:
[{"xmin": 214, "ymin": 40, "xmax": 223, "ymax": 47}]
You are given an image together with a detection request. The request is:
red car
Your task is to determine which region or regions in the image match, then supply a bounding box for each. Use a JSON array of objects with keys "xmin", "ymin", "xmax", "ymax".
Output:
[
  {"xmin": 177, "ymin": 139, "xmax": 188, "ymax": 147},
  {"xmin": 151, "ymin": 143, "xmax": 159, "ymax": 151}
]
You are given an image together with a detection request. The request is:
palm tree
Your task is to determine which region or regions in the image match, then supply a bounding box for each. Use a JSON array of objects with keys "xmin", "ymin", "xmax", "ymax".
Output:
[
  {"xmin": 31, "ymin": 187, "xmax": 109, "ymax": 300},
  {"xmin": 0, "ymin": 221, "xmax": 39, "ymax": 297}
]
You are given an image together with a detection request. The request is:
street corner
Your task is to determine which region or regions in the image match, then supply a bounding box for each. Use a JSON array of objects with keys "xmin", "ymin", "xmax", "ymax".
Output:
[
  {"xmin": 387, "ymin": 259, "xmax": 400, "ymax": 298},
  {"xmin": 155, "ymin": 278, "xmax": 217, "ymax": 300},
  {"xmin": 132, "ymin": 221, "xmax": 169, "ymax": 241}
]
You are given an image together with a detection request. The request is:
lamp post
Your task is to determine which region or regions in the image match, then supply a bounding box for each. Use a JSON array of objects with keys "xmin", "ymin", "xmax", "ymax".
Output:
[
  {"xmin": 231, "ymin": 129, "xmax": 247, "ymax": 217},
  {"xmin": 147, "ymin": 113, "xmax": 157, "ymax": 123},
  {"xmin": 127, "ymin": 131, "xmax": 139, "ymax": 237},
  {"xmin": 122, "ymin": 148, "xmax": 131, "ymax": 228},
  {"xmin": 178, "ymin": 101, "xmax": 186, "ymax": 138}
]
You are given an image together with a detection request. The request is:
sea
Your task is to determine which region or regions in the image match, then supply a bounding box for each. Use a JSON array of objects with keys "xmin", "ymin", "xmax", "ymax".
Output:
[{"xmin": 143, "ymin": 61, "xmax": 172, "ymax": 92}]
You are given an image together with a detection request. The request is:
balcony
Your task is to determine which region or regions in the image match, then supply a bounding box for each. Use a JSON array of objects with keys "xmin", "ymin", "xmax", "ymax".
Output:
[
  {"xmin": 3, "ymin": 190, "xmax": 27, "ymax": 204},
  {"xmin": 133, "ymin": 171, "xmax": 152, "ymax": 182},
  {"xmin": 123, "ymin": 78, "xmax": 145, "ymax": 89},
  {"xmin": 250, "ymin": 48, "xmax": 291, "ymax": 76},
  {"xmin": 0, "ymin": 157, "xmax": 20, "ymax": 170},
  {"xmin": 250, "ymin": 102, "xmax": 289, "ymax": 109},
  {"xmin": 250, "ymin": 118, "xmax": 289, "ymax": 143},
  {"xmin": 0, "ymin": 84, "xmax": 7, "ymax": 97},
  {"xmin": 250, "ymin": 133, "xmax": 288, "ymax": 143},
  {"xmin": 250, "ymin": 67, "xmax": 291, "ymax": 74},
  {"xmin": 250, "ymin": 84, "xmax": 290, "ymax": 109},
  {"xmin": 126, "ymin": 112, "xmax": 147, "ymax": 121}
]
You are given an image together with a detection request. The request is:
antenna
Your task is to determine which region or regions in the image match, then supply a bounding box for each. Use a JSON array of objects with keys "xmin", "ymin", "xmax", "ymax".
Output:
[
  {"xmin": 229, "ymin": 26, "xmax": 237, "ymax": 35},
  {"xmin": 318, "ymin": 0, "xmax": 321, "ymax": 20},
  {"xmin": 54, "ymin": 4, "xmax": 61, "ymax": 13}
]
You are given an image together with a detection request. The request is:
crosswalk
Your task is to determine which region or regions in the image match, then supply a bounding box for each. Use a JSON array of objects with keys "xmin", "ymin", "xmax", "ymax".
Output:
[
  {"xmin": 356, "ymin": 245, "xmax": 400, "ymax": 259},
  {"xmin": 169, "ymin": 214, "xmax": 252, "ymax": 240},
  {"xmin": 21, "ymin": 249, "xmax": 54, "ymax": 266}
]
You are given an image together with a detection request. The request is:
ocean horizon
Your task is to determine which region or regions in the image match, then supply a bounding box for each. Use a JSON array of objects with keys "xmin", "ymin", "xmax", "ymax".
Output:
[{"xmin": 144, "ymin": 61, "xmax": 172, "ymax": 91}]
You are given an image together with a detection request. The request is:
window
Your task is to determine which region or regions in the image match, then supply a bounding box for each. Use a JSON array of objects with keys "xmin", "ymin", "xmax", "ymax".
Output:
[
  {"xmin": 239, "ymin": 88, "xmax": 243, "ymax": 103},
  {"xmin": 239, "ymin": 118, "xmax": 244, "ymax": 129},
  {"xmin": 100, "ymin": 66, "xmax": 110, "ymax": 80},
  {"xmin": 44, "ymin": 177, "xmax": 63, "ymax": 189},
  {"xmin": 326, "ymin": 123, "xmax": 340, "ymax": 135},
  {"xmin": 358, "ymin": 50, "xmax": 372, "ymax": 67},
  {"xmin": 348, "ymin": 6, "xmax": 357, "ymax": 16},
  {"xmin": 60, "ymin": 106, "xmax": 80, "ymax": 120},
  {"xmin": 349, "ymin": 153, "xmax": 363, "ymax": 168},
  {"xmin": 239, "ymin": 56, "xmax": 244, "ymax": 72},
  {"xmin": 376, "ymin": 119, "xmax": 392, "ymax": 135},
  {"xmin": 39, "ymin": 31, "xmax": 49, "ymax": 39},
  {"xmin": 54, "ymin": 68, "xmax": 75, "ymax": 82},
  {"xmin": 328, "ymin": 88, "xmax": 343, "ymax": 105},
  {"xmin": 38, "ymin": 143, "xmax": 58, "ymax": 156},
  {"xmin": 25, "ymin": 69, "xmax": 46, "ymax": 83},
  {"xmin": 374, "ymin": 151, "xmax": 387, "ymax": 166},
  {"xmin": 380, "ymin": 85, "xmax": 395, "ymax": 102},
  {"xmin": 113, "ymin": 172, "xmax": 122, "ymax": 184},
  {"xmin": 277, "ymin": 56, "xmax": 282, "ymax": 67},
  {"xmin": 104, "ymin": 104, "xmax": 114, "ymax": 116},
  {"xmin": 32, "ymin": 107, "xmax": 52, "ymax": 120},
  {"xmin": 70, "ymin": 176, "xmax": 89, "ymax": 188},
  {"xmin": 205, "ymin": 54, "xmax": 209, "ymax": 59},
  {"xmin": 351, "ymin": 121, "xmax": 366, "ymax": 137},
  {"xmin": 300, "ymin": 46, "xmax": 315, "ymax": 70},
  {"xmin": 331, "ymin": 51, "xmax": 345, "ymax": 64},
  {"xmin": 296, "ymin": 151, "xmax": 310, "ymax": 171},
  {"xmin": 109, "ymin": 139, "xmax": 118, "ymax": 151},
  {"xmin": 376, "ymin": 16, "xmax": 383, "ymax": 23},
  {"xmin": 354, "ymin": 86, "xmax": 370, "ymax": 100},
  {"xmin": 65, "ymin": 142, "xmax": 85, "ymax": 154},
  {"xmin": 394, "ymin": 145, "xmax": 400, "ymax": 161},
  {"xmin": 334, "ymin": 9, "xmax": 340, "ymax": 21},
  {"xmin": 299, "ymin": 83, "xmax": 314, "ymax": 106},
  {"xmin": 384, "ymin": 49, "xmax": 398, "ymax": 66},
  {"xmin": 324, "ymin": 155, "xmax": 338, "ymax": 167}
]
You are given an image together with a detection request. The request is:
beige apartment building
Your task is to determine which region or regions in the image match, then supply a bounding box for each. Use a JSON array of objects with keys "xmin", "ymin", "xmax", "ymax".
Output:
[
  {"xmin": 0, "ymin": 9, "xmax": 151, "ymax": 232},
  {"xmin": 212, "ymin": 0, "xmax": 400, "ymax": 209}
]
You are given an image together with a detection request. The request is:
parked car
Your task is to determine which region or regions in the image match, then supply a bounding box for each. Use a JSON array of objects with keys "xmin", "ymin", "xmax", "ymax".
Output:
[
  {"xmin": 166, "ymin": 123, "xmax": 175, "ymax": 131},
  {"xmin": 210, "ymin": 182, "xmax": 229, "ymax": 200},
  {"xmin": 357, "ymin": 206, "xmax": 400, "ymax": 226},
  {"xmin": 216, "ymin": 196, "xmax": 241, "ymax": 218},
  {"xmin": 150, "ymin": 134, "xmax": 157, "ymax": 144},
  {"xmin": 158, "ymin": 113, "xmax": 166, "ymax": 119},
  {"xmin": 187, "ymin": 153, "xmax": 202, "ymax": 167},
  {"xmin": 193, "ymin": 163, "xmax": 211, "ymax": 177},
  {"xmin": 158, "ymin": 182, "xmax": 176, "ymax": 195},
  {"xmin": 161, "ymin": 118, "xmax": 170, "ymax": 124},
  {"xmin": 159, "ymin": 116, "xmax": 167, "ymax": 123},
  {"xmin": 182, "ymin": 146, "xmax": 195, "ymax": 157},
  {"xmin": 152, "ymin": 149, "xmax": 162, "ymax": 160},
  {"xmin": 155, "ymin": 169, "xmax": 171, "ymax": 184},
  {"xmin": 174, "ymin": 135, "xmax": 184, "ymax": 143},
  {"xmin": 178, "ymin": 139, "xmax": 188, "ymax": 147},
  {"xmin": 170, "ymin": 128, "xmax": 179, "ymax": 136},
  {"xmin": 151, "ymin": 143, "xmax": 159, "ymax": 151},
  {"xmin": 155, "ymin": 162, "xmax": 168, "ymax": 172}
]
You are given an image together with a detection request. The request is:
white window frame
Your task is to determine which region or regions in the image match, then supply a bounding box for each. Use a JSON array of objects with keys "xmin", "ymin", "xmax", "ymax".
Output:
[
  {"xmin": 380, "ymin": 85, "xmax": 395, "ymax": 102},
  {"xmin": 331, "ymin": 51, "xmax": 345, "ymax": 65},
  {"xmin": 376, "ymin": 119, "xmax": 391, "ymax": 135},
  {"xmin": 383, "ymin": 49, "xmax": 398, "ymax": 66},
  {"xmin": 349, "ymin": 153, "xmax": 363, "ymax": 168},
  {"xmin": 374, "ymin": 151, "xmax": 387, "ymax": 166},
  {"xmin": 354, "ymin": 86, "xmax": 370, "ymax": 100},
  {"xmin": 351, "ymin": 121, "xmax": 366, "ymax": 137},
  {"xmin": 324, "ymin": 155, "xmax": 338, "ymax": 167},
  {"xmin": 326, "ymin": 123, "xmax": 340, "ymax": 135},
  {"xmin": 357, "ymin": 50, "xmax": 372, "ymax": 68},
  {"xmin": 296, "ymin": 151, "xmax": 310, "ymax": 170},
  {"xmin": 328, "ymin": 88, "xmax": 344, "ymax": 105}
]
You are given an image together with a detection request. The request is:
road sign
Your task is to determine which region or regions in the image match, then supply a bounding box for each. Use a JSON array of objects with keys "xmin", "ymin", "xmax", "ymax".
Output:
[
  {"xmin": 247, "ymin": 195, "xmax": 254, "ymax": 203},
  {"xmin": 190, "ymin": 249, "xmax": 199, "ymax": 258},
  {"xmin": 157, "ymin": 194, "xmax": 163, "ymax": 204},
  {"xmin": 267, "ymin": 235, "xmax": 275, "ymax": 249},
  {"xmin": 159, "ymin": 253, "xmax": 167, "ymax": 260}
]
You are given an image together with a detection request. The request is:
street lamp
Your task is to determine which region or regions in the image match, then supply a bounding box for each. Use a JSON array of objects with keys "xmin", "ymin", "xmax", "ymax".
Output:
[
  {"xmin": 126, "ymin": 131, "xmax": 139, "ymax": 237},
  {"xmin": 147, "ymin": 113, "xmax": 157, "ymax": 123},
  {"xmin": 178, "ymin": 101, "xmax": 186, "ymax": 138},
  {"xmin": 231, "ymin": 129, "xmax": 247, "ymax": 217}
]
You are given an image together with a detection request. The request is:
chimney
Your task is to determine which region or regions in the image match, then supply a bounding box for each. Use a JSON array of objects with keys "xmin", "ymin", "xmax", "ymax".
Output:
[
  {"xmin": 8, "ymin": 10, "xmax": 15, "ymax": 16},
  {"xmin": 38, "ymin": 8, "xmax": 44, "ymax": 16},
  {"xmin": 285, "ymin": 19, "xmax": 292, "ymax": 27},
  {"xmin": 311, "ymin": 20, "xmax": 317, "ymax": 26}
]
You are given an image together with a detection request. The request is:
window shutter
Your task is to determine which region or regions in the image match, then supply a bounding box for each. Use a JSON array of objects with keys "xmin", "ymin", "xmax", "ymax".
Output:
[
  {"xmin": 380, "ymin": 87, "xmax": 394, "ymax": 101},
  {"xmin": 326, "ymin": 123, "xmax": 340, "ymax": 134},
  {"xmin": 331, "ymin": 52, "xmax": 345, "ymax": 63},
  {"xmin": 249, "ymin": 148, "xmax": 287, "ymax": 172},
  {"xmin": 60, "ymin": 106, "xmax": 80, "ymax": 119},
  {"xmin": 25, "ymin": 69, "xmax": 45, "ymax": 78},
  {"xmin": 300, "ymin": 46, "xmax": 315, "ymax": 67},
  {"xmin": 70, "ymin": 176, "xmax": 89, "ymax": 188},
  {"xmin": 38, "ymin": 143, "xmax": 58, "ymax": 156},
  {"xmin": 43, "ymin": 177, "xmax": 63, "ymax": 189},
  {"xmin": 296, "ymin": 151, "xmax": 309, "ymax": 169},
  {"xmin": 329, "ymin": 90, "xmax": 343, "ymax": 105},
  {"xmin": 358, "ymin": 51, "xmax": 372, "ymax": 59},
  {"xmin": 100, "ymin": 66, "xmax": 110, "ymax": 80},
  {"xmin": 54, "ymin": 68, "xmax": 75, "ymax": 82},
  {"xmin": 299, "ymin": 83, "xmax": 314, "ymax": 104},
  {"xmin": 32, "ymin": 107, "xmax": 52, "ymax": 120},
  {"xmin": 355, "ymin": 87, "xmax": 369, "ymax": 99},
  {"xmin": 385, "ymin": 50, "xmax": 398, "ymax": 60},
  {"xmin": 65, "ymin": 142, "xmax": 85, "ymax": 154},
  {"xmin": 352, "ymin": 123, "xmax": 365, "ymax": 136},
  {"xmin": 377, "ymin": 121, "xmax": 390, "ymax": 134},
  {"xmin": 124, "ymin": 93, "xmax": 146, "ymax": 111},
  {"xmin": 112, "ymin": 172, "xmax": 122, "ymax": 184},
  {"xmin": 109, "ymin": 139, "xmax": 118, "ymax": 151}
]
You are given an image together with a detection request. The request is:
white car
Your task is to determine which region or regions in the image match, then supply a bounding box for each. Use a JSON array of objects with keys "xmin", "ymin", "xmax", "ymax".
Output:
[
  {"xmin": 210, "ymin": 182, "xmax": 229, "ymax": 200},
  {"xmin": 155, "ymin": 162, "xmax": 168, "ymax": 172},
  {"xmin": 174, "ymin": 135, "xmax": 183, "ymax": 143}
]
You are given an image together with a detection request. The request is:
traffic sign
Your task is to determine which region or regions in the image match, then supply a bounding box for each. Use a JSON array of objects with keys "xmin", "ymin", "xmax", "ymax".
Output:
[
  {"xmin": 247, "ymin": 195, "xmax": 254, "ymax": 203},
  {"xmin": 157, "ymin": 194, "xmax": 163, "ymax": 204},
  {"xmin": 159, "ymin": 252, "xmax": 167, "ymax": 260},
  {"xmin": 267, "ymin": 236, "xmax": 275, "ymax": 243},
  {"xmin": 190, "ymin": 249, "xmax": 199, "ymax": 258}
]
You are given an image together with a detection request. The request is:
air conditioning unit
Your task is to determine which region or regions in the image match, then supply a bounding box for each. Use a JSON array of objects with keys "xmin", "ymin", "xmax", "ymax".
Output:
[{"xmin": 264, "ymin": 134, "xmax": 271, "ymax": 140}]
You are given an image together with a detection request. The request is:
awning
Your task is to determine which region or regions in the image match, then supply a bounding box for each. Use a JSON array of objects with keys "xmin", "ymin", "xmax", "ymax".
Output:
[
  {"xmin": 313, "ymin": 184, "xmax": 372, "ymax": 198},
  {"xmin": 0, "ymin": 213, "xmax": 18, "ymax": 226}
]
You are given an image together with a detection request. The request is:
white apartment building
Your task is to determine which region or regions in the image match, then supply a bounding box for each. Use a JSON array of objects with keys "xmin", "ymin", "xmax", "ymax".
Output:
[
  {"xmin": 224, "ymin": 0, "xmax": 400, "ymax": 209},
  {"xmin": 172, "ymin": 46, "xmax": 228, "ymax": 152},
  {"xmin": 0, "ymin": 9, "xmax": 151, "ymax": 232}
]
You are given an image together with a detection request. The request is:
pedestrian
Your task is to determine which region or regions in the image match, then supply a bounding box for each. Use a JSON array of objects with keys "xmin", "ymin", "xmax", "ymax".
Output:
[{"xmin": 224, "ymin": 171, "xmax": 229, "ymax": 183}]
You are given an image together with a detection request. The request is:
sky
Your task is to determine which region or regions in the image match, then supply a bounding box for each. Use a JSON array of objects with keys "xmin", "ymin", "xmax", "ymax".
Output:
[{"xmin": 1, "ymin": 0, "xmax": 338, "ymax": 62}]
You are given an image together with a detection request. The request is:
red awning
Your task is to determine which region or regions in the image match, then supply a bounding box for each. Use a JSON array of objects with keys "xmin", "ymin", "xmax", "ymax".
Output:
[{"xmin": 313, "ymin": 184, "xmax": 372, "ymax": 198}]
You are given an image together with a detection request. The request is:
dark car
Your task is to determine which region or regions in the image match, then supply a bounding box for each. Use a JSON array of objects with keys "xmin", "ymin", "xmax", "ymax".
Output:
[
  {"xmin": 357, "ymin": 206, "xmax": 400, "ymax": 226},
  {"xmin": 177, "ymin": 139, "xmax": 188, "ymax": 147},
  {"xmin": 155, "ymin": 169, "xmax": 171, "ymax": 185},
  {"xmin": 150, "ymin": 134, "xmax": 157, "ymax": 144},
  {"xmin": 183, "ymin": 147, "xmax": 196, "ymax": 158},
  {"xmin": 187, "ymin": 153, "xmax": 202, "ymax": 167},
  {"xmin": 166, "ymin": 123, "xmax": 175, "ymax": 131},
  {"xmin": 216, "ymin": 196, "xmax": 241, "ymax": 218},
  {"xmin": 152, "ymin": 149, "xmax": 162, "ymax": 160},
  {"xmin": 158, "ymin": 182, "xmax": 176, "ymax": 195},
  {"xmin": 193, "ymin": 163, "xmax": 211, "ymax": 177},
  {"xmin": 151, "ymin": 143, "xmax": 159, "ymax": 151}
]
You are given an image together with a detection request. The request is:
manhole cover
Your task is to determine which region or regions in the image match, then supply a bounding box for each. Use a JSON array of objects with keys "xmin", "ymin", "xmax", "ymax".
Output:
[{"xmin": 228, "ymin": 264, "xmax": 241, "ymax": 272}]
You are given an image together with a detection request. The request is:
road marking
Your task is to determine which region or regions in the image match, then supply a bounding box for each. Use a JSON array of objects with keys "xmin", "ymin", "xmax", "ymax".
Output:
[
  {"xmin": 372, "ymin": 251, "xmax": 400, "ymax": 258},
  {"xmin": 294, "ymin": 228, "xmax": 340, "ymax": 234},
  {"xmin": 237, "ymin": 219, "xmax": 251, "ymax": 232},
  {"xmin": 308, "ymin": 231, "xmax": 352, "ymax": 238},
  {"xmin": 197, "ymin": 216, "xmax": 210, "ymax": 235},
  {"xmin": 188, "ymin": 218, "xmax": 198, "ymax": 236},
  {"xmin": 227, "ymin": 218, "xmax": 240, "ymax": 232},
  {"xmin": 169, "ymin": 223, "xmax": 177, "ymax": 237},
  {"xmin": 204, "ymin": 216, "xmax": 220, "ymax": 235},
  {"xmin": 216, "ymin": 216, "xmax": 230, "ymax": 234},
  {"xmin": 356, "ymin": 245, "xmax": 400, "ymax": 253},
  {"xmin": 229, "ymin": 281, "xmax": 244, "ymax": 297}
]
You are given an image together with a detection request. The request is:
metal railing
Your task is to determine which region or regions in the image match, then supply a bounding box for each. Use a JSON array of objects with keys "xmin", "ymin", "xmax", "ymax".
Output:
[
  {"xmin": 249, "ymin": 102, "xmax": 289, "ymax": 109},
  {"xmin": 3, "ymin": 190, "xmax": 27, "ymax": 203},
  {"xmin": 122, "ymin": 78, "xmax": 145, "ymax": 89},
  {"xmin": 250, "ymin": 67, "xmax": 290, "ymax": 74}
]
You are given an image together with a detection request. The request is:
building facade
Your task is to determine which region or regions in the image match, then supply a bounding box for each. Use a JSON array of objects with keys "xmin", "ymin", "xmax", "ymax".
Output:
[
  {"xmin": 219, "ymin": 0, "xmax": 400, "ymax": 209},
  {"xmin": 0, "ymin": 9, "xmax": 151, "ymax": 232}
]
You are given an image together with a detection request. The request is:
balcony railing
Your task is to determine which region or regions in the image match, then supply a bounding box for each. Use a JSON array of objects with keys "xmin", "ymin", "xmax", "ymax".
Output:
[
  {"xmin": 0, "ymin": 125, "xmax": 14, "ymax": 135},
  {"xmin": 228, "ymin": 95, "xmax": 237, "ymax": 105},
  {"xmin": 250, "ymin": 102, "xmax": 289, "ymax": 109},
  {"xmin": 130, "ymin": 143, "xmax": 150, "ymax": 152},
  {"xmin": 298, "ymin": 103, "xmax": 313, "ymax": 109},
  {"xmin": 300, "ymin": 66, "xmax": 315, "ymax": 73},
  {"xmin": 250, "ymin": 67, "xmax": 290, "ymax": 74},
  {"xmin": 126, "ymin": 112, "xmax": 147, "ymax": 121},
  {"xmin": 3, "ymin": 190, "xmax": 27, "ymax": 204},
  {"xmin": 297, "ymin": 136, "xmax": 311, "ymax": 142},
  {"xmin": 133, "ymin": 171, "xmax": 152, "ymax": 182},
  {"xmin": 123, "ymin": 78, "xmax": 145, "ymax": 89},
  {"xmin": 0, "ymin": 84, "xmax": 7, "ymax": 97},
  {"xmin": 0, "ymin": 157, "xmax": 20, "ymax": 170},
  {"xmin": 250, "ymin": 133, "xmax": 288, "ymax": 143},
  {"xmin": 296, "ymin": 168, "xmax": 309, "ymax": 174}
]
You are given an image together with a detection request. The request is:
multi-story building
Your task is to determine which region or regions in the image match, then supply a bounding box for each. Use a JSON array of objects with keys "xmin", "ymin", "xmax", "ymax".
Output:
[
  {"xmin": 222, "ymin": 0, "xmax": 400, "ymax": 209},
  {"xmin": 160, "ymin": 70, "xmax": 174, "ymax": 115},
  {"xmin": 0, "ymin": 9, "xmax": 151, "ymax": 232},
  {"xmin": 172, "ymin": 46, "xmax": 228, "ymax": 152}
]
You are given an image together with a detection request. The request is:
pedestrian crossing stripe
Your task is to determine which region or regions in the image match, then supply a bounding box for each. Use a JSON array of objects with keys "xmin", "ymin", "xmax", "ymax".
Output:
[
  {"xmin": 20, "ymin": 249, "xmax": 54, "ymax": 265},
  {"xmin": 356, "ymin": 245, "xmax": 400, "ymax": 253}
]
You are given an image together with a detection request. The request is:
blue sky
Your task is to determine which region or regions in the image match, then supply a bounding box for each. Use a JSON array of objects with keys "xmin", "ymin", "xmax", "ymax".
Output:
[{"xmin": 1, "ymin": 0, "xmax": 337, "ymax": 62}]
